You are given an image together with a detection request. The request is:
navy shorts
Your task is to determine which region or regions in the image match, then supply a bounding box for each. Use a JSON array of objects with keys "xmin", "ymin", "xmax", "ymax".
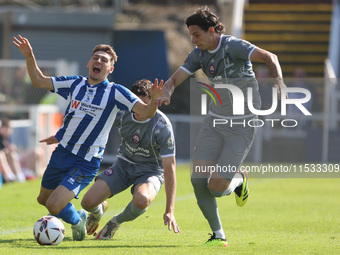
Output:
[{"xmin": 41, "ymin": 144, "xmax": 100, "ymax": 197}]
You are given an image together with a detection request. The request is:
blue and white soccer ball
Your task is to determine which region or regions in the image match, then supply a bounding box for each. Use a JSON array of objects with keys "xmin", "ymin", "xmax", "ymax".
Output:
[{"xmin": 33, "ymin": 216, "xmax": 65, "ymax": 245}]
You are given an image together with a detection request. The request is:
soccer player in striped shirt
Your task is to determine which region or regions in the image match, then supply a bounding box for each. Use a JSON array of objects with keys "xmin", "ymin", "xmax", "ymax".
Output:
[
  {"xmin": 13, "ymin": 35, "xmax": 163, "ymax": 241},
  {"xmin": 155, "ymin": 6, "xmax": 287, "ymax": 247}
]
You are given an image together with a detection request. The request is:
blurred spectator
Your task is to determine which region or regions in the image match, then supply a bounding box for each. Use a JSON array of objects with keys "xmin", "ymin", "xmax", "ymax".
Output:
[
  {"xmin": 20, "ymin": 147, "xmax": 44, "ymax": 178},
  {"xmin": 24, "ymin": 67, "xmax": 50, "ymax": 104},
  {"xmin": 0, "ymin": 69, "xmax": 7, "ymax": 104},
  {"xmin": 12, "ymin": 66, "xmax": 28, "ymax": 105},
  {"xmin": 0, "ymin": 118, "xmax": 26, "ymax": 182},
  {"xmin": 0, "ymin": 118, "xmax": 41, "ymax": 183},
  {"xmin": 2, "ymin": 66, "xmax": 49, "ymax": 105}
]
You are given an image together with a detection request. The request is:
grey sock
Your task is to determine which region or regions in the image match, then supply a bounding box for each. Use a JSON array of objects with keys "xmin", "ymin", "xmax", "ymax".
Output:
[
  {"xmin": 191, "ymin": 175, "xmax": 222, "ymax": 232},
  {"xmin": 116, "ymin": 201, "xmax": 147, "ymax": 224}
]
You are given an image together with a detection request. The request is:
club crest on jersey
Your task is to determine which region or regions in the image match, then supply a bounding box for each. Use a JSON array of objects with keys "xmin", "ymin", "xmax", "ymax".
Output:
[
  {"xmin": 241, "ymin": 40, "xmax": 252, "ymax": 49},
  {"xmin": 87, "ymin": 88, "xmax": 95, "ymax": 94},
  {"xmin": 104, "ymin": 168, "xmax": 114, "ymax": 176},
  {"xmin": 85, "ymin": 88, "xmax": 95, "ymax": 103},
  {"xmin": 209, "ymin": 64, "xmax": 215, "ymax": 75},
  {"xmin": 132, "ymin": 134, "xmax": 140, "ymax": 143},
  {"xmin": 167, "ymin": 137, "xmax": 174, "ymax": 147}
]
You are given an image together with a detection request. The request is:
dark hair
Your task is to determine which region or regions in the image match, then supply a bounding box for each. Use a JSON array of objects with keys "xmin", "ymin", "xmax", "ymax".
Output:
[
  {"xmin": 131, "ymin": 79, "xmax": 152, "ymax": 99},
  {"xmin": 92, "ymin": 44, "xmax": 118, "ymax": 64},
  {"xmin": 0, "ymin": 118, "xmax": 10, "ymax": 128},
  {"xmin": 185, "ymin": 6, "xmax": 225, "ymax": 34}
]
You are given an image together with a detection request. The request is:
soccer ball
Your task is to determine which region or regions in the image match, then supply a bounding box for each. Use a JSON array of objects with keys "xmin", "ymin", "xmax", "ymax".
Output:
[{"xmin": 33, "ymin": 216, "xmax": 65, "ymax": 245}]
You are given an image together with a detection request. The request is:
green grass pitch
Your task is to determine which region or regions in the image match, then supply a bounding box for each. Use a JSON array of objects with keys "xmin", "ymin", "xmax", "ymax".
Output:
[{"xmin": 0, "ymin": 163, "xmax": 339, "ymax": 254}]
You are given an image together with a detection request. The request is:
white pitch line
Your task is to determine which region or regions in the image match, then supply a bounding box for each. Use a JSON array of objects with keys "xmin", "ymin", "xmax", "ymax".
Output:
[{"xmin": 0, "ymin": 227, "xmax": 32, "ymax": 235}]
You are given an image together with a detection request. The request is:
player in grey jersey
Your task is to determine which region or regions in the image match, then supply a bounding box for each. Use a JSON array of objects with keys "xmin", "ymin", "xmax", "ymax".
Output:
[
  {"xmin": 81, "ymin": 79, "xmax": 180, "ymax": 239},
  {"xmin": 155, "ymin": 6, "xmax": 287, "ymax": 247}
]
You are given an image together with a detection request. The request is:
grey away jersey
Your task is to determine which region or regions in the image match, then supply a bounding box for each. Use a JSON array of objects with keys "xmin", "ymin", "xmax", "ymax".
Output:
[
  {"xmin": 114, "ymin": 109, "xmax": 175, "ymax": 170},
  {"xmin": 182, "ymin": 35, "xmax": 261, "ymax": 117}
]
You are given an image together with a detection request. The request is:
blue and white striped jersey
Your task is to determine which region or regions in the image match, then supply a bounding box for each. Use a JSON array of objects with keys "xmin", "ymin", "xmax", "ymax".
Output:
[{"xmin": 51, "ymin": 76, "xmax": 140, "ymax": 161}]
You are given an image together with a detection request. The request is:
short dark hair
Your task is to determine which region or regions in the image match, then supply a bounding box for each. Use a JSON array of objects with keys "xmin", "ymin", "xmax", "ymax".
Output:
[
  {"xmin": 131, "ymin": 79, "xmax": 152, "ymax": 99},
  {"xmin": 0, "ymin": 118, "xmax": 10, "ymax": 128},
  {"xmin": 185, "ymin": 6, "xmax": 225, "ymax": 34},
  {"xmin": 92, "ymin": 44, "xmax": 118, "ymax": 64}
]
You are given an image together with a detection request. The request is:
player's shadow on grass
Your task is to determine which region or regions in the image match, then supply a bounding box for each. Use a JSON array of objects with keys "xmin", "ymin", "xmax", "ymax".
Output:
[
  {"xmin": 0, "ymin": 238, "xmax": 35, "ymax": 244},
  {"xmin": 71, "ymin": 237, "xmax": 179, "ymax": 249},
  {"xmin": 0, "ymin": 238, "xmax": 57, "ymax": 248},
  {"xmin": 76, "ymin": 238, "xmax": 179, "ymax": 249},
  {"xmin": 1, "ymin": 238, "xmax": 180, "ymax": 249}
]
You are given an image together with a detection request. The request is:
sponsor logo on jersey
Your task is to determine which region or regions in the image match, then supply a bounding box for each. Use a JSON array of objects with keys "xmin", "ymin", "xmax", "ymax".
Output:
[
  {"xmin": 209, "ymin": 64, "xmax": 215, "ymax": 75},
  {"xmin": 71, "ymin": 100, "xmax": 81, "ymax": 109},
  {"xmin": 104, "ymin": 169, "xmax": 114, "ymax": 176},
  {"xmin": 132, "ymin": 134, "xmax": 140, "ymax": 143},
  {"xmin": 70, "ymin": 99, "xmax": 104, "ymax": 116}
]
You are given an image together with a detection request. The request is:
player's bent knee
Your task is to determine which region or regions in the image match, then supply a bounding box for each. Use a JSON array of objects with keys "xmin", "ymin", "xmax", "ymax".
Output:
[
  {"xmin": 208, "ymin": 188, "xmax": 225, "ymax": 197},
  {"xmin": 45, "ymin": 202, "xmax": 61, "ymax": 216},
  {"xmin": 133, "ymin": 194, "xmax": 151, "ymax": 209},
  {"xmin": 81, "ymin": 197, "xmax": 96, "ymax": 211},
  {"xmin": 80, "ymin": 198, "xmax": 90, "ymax": 211},
  {"xmin": 37, "ymin": 195, "xmax": 46, "ymax": 206},
  {"xmin": 208, "ymin": 187, "xmax": 232, "ymax": 197},
  {"xmin": 208, "ymin": 178, "xmax": 230, "ymax": 192}
]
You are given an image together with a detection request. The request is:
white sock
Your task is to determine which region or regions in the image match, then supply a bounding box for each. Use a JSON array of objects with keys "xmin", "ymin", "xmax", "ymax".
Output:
[
  {"xmin": 88, "ymin": 205, "xmax": 103, "ymax": 219},
  {"xmin": 213, "ymin": 229, "xmax": 226, "ymax": 239},
  {"xmin": 231, "ymin": 173, "xmax": 243, "ymax": 190}
]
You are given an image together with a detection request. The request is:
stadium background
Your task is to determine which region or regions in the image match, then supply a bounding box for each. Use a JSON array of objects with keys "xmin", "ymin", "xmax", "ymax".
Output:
[{"xmin": 0, "ymin": 0, "xmax": 339, "ymax": 174}]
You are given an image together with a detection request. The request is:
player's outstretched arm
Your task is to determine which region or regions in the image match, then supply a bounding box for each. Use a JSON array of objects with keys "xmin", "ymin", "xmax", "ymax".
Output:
[
  {"xmin": 250, "ymin": 47, "xmax": 287, "ymax": 99},
  {"xmin": 132, "ymin": 78, "xmax": 163, "ymax": 118},
  {"xmin": 12, "ymin": 35, "xmax": 54, "ymax": 90},
  {"xmin": 162, "ymin": 156, "xmax": 180, "ymax": 233},
  {"xmin": 39, "ymin": 136, "xmax": 59, "ymax": 145}
]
